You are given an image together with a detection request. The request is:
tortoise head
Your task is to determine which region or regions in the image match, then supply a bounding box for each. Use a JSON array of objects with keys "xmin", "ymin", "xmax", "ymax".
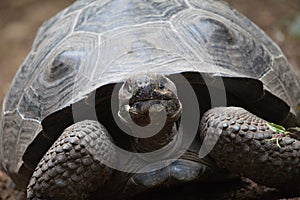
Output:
[{"xmin": 118, "ymin": 73, "xmax": 182, "ymax": 127}]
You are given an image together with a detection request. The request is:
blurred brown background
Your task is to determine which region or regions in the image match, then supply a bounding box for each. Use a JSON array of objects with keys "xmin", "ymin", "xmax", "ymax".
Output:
[{"xmin": 0, "ymin": 0, "xmax": 300, "ymax": 199}]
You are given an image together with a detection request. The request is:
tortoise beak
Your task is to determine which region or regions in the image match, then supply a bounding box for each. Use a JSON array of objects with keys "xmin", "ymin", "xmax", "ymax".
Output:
[{"xmin": 128, "ymin": 97, "xmax": 181, "ymax": 126}]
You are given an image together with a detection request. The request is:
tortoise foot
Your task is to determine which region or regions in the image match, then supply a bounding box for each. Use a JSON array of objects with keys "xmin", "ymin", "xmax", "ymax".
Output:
[
  {"xmin": 27, "ymin": 120, "xmax": 116, "ymax": 199},
  {"xmin": 201, "ymin": 107, "xmax": 300, "ymax": 191}
]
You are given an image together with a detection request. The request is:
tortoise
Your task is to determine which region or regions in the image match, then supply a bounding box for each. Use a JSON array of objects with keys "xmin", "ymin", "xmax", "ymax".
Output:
[{"xmin": 1, "ymin": 0, "xmax": 300, "ymax": 199}]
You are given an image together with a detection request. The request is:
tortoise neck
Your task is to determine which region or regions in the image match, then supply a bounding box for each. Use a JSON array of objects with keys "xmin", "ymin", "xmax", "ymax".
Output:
[{"xmin": 130, "ymin": 120, "xmax": 178, "ymax": 153}]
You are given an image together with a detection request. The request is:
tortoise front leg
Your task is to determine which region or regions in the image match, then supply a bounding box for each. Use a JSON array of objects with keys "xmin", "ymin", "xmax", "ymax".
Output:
[
  {"xmin": 201, "ymin": 107, "xmax": 300, "ymax": 192},
  {"xmin": 27, "ymin": 120, "xmax": 116, "ymax": 199}
]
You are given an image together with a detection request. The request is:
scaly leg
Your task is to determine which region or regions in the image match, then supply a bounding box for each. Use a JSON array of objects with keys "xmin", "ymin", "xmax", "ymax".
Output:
[
  {"xmin": 27, "ymin": 120, "xmax": 116, "ymax": 199},
  {"xmin": 201, "ymin": 107, "xmax": 300, "ymax": 192}
]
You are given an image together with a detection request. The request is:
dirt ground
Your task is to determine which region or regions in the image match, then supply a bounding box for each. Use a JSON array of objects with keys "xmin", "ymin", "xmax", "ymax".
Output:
[{"xmin": 0, "ymin": 0, "xmax": 300, "ymax": 199}]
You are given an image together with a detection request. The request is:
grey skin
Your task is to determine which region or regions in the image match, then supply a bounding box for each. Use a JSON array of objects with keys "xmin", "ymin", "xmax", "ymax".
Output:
[{"xmin": 27, "ymin": 73, "xmax": 300, "ymax": 199}]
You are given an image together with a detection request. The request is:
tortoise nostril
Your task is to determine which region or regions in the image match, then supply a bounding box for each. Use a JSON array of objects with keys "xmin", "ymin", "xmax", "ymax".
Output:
[{"xmin": 137, "ymin": 77, "xmax": 150, "ymax": 88}]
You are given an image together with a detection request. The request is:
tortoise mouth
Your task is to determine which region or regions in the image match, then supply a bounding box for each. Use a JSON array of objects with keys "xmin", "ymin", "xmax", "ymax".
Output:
[{"xmin": 128, "ymin": 89, "xmax": 175, "ymax": 106}]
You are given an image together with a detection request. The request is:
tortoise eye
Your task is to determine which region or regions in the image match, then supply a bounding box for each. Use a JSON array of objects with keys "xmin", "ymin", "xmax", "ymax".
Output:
[
  {"xmin": 124, "ymin": 82, "xmax": 132, "ymax": 93},
  {"xmin": 158, "ymin": 80, "xmax": 167, "ymax": 89},
  {"xmin": 158, "ymin": 84, "xmax": 165, "ymax": 89}
]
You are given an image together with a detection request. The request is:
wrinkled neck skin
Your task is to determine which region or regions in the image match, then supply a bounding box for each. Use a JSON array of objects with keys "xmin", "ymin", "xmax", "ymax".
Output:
[{"xmin": 130, "ymin": 119, "xmax": 178, "ymax": 153}]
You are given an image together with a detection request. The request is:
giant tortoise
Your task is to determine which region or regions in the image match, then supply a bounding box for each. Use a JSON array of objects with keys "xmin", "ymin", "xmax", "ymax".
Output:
[{"xmin": 1, "ymin": 0, "xmax": 300, "ymax": 199}]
